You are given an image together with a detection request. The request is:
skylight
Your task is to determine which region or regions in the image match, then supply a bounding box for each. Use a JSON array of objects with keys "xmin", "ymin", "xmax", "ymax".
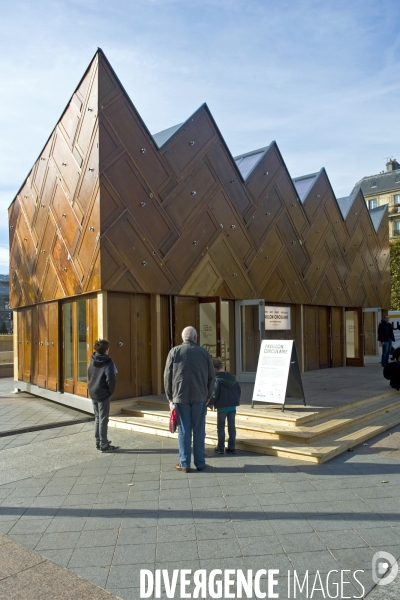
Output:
[
  {"xmin": 293, "ymin": 175, "xmax": 317, "ymax": 202},
  {"xmin": 371, "ymin": 180, "xmax": 377, "ymax": 188},
  {"xmin": 235, "ymin": 152, "xmax": 264, "ymax": 179}
]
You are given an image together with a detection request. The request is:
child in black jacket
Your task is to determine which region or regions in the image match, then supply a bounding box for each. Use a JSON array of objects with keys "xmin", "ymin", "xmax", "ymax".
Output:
[
  {"xmin": 88, "ymin": 339, "xmax": 118, "ymax": 453},
  {"xmin": 209, "ymin": 358, "xmax": 241, "ymax": 454}
]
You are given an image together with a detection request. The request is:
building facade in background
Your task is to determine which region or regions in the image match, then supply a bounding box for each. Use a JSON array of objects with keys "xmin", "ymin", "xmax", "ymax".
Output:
[
  {"xmin": 8, "ymin": 50, "xmax": 390, "ymax": 412},
  {"xmin": 353, "ymin": 159, "xmax": 400, "ymax": 239},
  {"xmin": 0, "ymin": 275, "xmax": 12, "ymax": 333}
]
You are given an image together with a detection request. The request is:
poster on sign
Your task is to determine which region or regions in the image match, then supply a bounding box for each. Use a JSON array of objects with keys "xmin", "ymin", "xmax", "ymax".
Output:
[
  {"xmin": 252, "ymin": 340, "xmax": 306, "ymax": 409},
  {"xmin": 265, "ymin": 306, "xmax": 291, "ymax": 330}
]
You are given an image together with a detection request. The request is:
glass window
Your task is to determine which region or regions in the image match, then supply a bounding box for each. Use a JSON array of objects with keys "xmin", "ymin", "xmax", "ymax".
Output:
[
  {"xmin": 394, "ymin": 195, "xmax": 400, "ymax": 204},
  {"xmin": 368, "ymin": 199, "xmax": 377, "ymax": 209},
  {"xmin": 235, "ymin": 152, "xmax": 264, "ymax": 179},
  {"xmin": 293, "ymin": 176, "xmax": 317, "ymax": 202},
  {"xmin": 63, "ymin": 303, "xmax": 73, "ymax": 380},
  {"xmin": 345, "ymin": 310, "xmax": 359, "ymax": 358},
  {"xmin": 77, "ymin": 300, "xmax": 87, "ymax": 382},
  {"xmin": 199, "ymin": 302, "xmax": 217, "ymax": 357},
  {"xmin": 395, "ymin": 174, "xmax": 400, "ymax": 183},
  {"xmin": 220, "ymin": 301, "xmax": 230, "ymax": 372},
  {"xmin": 394, "ymin": 221, "xmax": 400, "ymax": 232},
  {"xmin": 240, "ymin": 305, "xmax": 261, "ymax": 372},
  {"xmin": 363, "ymin": 311, "xmax": 378, "ymax": 357},
  {"xmin": 370, "ymin": 180, "xmax": 377, "ymax": 188}
]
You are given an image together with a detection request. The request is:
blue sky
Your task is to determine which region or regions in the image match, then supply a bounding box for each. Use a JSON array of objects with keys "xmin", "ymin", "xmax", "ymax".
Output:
[{"xmin": 1, "ymin": 0, "xmax": 399, "ymax": 271}]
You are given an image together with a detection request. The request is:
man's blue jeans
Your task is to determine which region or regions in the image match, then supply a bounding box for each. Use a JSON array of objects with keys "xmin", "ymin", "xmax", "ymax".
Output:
[
  {"xmin": 175, "ymin": 401, "xmax": 206, "ymax": 469},
  {"xmin": 382, "ymin": 341, "xmax": 393, "ymax": 367}
]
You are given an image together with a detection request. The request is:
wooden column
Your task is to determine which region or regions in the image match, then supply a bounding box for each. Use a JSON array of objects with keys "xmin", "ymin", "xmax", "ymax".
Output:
[
  {"xmin": 13, "ymin": 310, "xmax": 18, "ymax": 382},
  {"xmin": 297, "ymin": 304, "xmax": 305, "ymax": 373},
  {"xmin": 97, "ymin": 291, "xmax": 108, "ymax": 340},
  {"xmin": 342, "ymin": 307, "xmax": 346, "ymax": 366},
  {"xmin": 151, "ymin": 294, "xmax": 163, "ymax": 395}
]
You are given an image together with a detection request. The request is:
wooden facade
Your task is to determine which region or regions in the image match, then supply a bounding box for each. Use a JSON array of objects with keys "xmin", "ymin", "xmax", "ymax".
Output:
[{"xmin": 9, "ymin": 50, "xmax": 390, "ymax": 408}]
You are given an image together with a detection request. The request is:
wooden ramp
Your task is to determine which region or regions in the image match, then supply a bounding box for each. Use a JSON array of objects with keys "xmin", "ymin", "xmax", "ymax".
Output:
[{"xmin": 109, "ymin": 390, "xmax": 400, "ymax": 463}]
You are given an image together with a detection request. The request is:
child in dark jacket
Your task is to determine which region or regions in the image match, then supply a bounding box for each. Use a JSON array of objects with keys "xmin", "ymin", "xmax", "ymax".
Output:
[
  {"xmin": 88, "ymin": 339, "xmax": 118, "ymax": 453},
  {"xmin": 209, "ymin": 358, "xmax": 241, "ymax": 454}
]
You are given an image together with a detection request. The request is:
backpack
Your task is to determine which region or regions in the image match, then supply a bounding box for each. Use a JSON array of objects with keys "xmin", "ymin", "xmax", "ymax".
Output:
[{"xmin": 383, "ymin": 362, "xmax": 399, "ymax": 380}]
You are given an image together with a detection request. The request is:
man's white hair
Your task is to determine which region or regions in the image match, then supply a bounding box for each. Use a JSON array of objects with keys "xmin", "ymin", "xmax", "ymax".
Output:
[{"xmin": 182, "ymin": 326, "xmax": 197, "ymax": 342}]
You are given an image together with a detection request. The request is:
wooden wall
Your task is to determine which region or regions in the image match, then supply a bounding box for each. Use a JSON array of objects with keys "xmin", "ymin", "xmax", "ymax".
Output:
[
  {"xmin": 9, "ymin": 50, "xmax": 390, "ymax": 312},
  {"xmin": 106, "ymin": 292, "xmax": 152, "ymax": 400},
  {"xmin": 17, "ymin": 295, "xmax": 98, "ymax": 396},
  {"xmin": 9, "ymin": 57, "xmax": 101, "ymax": 309}
]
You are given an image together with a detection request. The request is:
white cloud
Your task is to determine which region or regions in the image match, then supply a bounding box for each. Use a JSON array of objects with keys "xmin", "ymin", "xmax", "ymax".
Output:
[{"xmin": 0, "ymin": 247, "xmax": 10, "ymax": 273}]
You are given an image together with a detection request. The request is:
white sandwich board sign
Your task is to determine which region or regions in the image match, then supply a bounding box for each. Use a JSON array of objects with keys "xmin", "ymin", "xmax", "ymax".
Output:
[{"xmin": 252, "ymin": 340, "xmax": 306, "ymax": 410}]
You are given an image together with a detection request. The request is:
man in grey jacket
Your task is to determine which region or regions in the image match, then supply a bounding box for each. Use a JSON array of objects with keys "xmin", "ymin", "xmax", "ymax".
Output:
[{"xmin": 164, "ymin": 326, "xmax": 215, "ymax": 472}]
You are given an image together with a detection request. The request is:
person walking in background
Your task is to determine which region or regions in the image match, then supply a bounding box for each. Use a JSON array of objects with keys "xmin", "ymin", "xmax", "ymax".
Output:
[
  {"xmin": 378, "ymin": 316, "xmax": 397, "ymax": 367},
  {"xmin": 88, "ymin": 339, "xmax": 118, "ymax": 453},
  {"xmin": 209, "ymin": 358, "xmax": 241, "ymax": 454},
  {"xmin": 164, "ymin": 326, "xmax": 214, "ymax": 473}
]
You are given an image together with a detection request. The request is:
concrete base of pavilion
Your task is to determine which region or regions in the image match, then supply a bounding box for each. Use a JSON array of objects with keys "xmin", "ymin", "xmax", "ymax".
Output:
[{"xmin": 109, "ymin": 364, "xmax": 400, "ymax": 464}]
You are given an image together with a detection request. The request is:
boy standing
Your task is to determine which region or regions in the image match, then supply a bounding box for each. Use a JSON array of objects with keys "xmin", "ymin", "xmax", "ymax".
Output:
[
  {"xmin": 88, "ymin": 339, "xmax": 118, "ymax": 452},
  {"xmin": 209, "ymin": 358, "xmax": 241, "ymax": 454}
]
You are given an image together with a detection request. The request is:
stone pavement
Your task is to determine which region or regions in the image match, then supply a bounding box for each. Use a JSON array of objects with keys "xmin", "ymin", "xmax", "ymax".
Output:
[
  {"xmin": 0, "ymin": 376, "xmax": 400, "ymax": 598},
  {"xmin": 0, "ymin": 532, "xmax": 120, "ymax": 599},
  {"xmin": 0, "ymin": 377, "xmax": 92, "ymax": 437}
]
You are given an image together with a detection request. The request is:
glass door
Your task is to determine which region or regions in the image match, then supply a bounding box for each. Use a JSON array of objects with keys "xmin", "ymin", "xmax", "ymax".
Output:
[
  {"xmin": 199, "ymin": 298, "xmax": 220, "ymax": 358},
  {"xmin": 235, "ymin": 300, "xmax": 265, "ymax": 382},
  {"xmin": 221, "ymin": 300, "xmax": 235, "ymax": 373},
  {"xmin": 62, "ymin": 296, "xmax": 98, "ymax": 396},
  {"xmin": 345, "ymin": 307, "xmax": 364, "ymax": 367},
  {"xmin": 63, "ymin": 302, "xmax": 73, "ymax": 393},
  {"xmin": 198, "ymin": 299, "xmax": 236, "ymax": 372},
  {"xmin": 363, "ymin": 309, "xmax": 381, "ymax": 364},
  {"xmin": 75, "ymin": 299, "xmax": 88, "ymax": 397}
]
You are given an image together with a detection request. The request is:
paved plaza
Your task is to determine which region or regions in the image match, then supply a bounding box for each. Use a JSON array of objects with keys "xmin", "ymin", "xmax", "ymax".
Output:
[
  {"xmin": 240, "ymin": 363, "xmax": 394, "ymax": 409},
  {"xmin": 0, "ymin": 374, "xmax": 400, "ymax": 598},
  {"xmin": 0, "ymin": 378, "xmax": 92, "ymax": 438}
]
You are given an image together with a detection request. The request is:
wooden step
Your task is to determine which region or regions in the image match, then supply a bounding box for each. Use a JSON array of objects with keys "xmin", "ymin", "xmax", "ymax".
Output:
[
  {"xmin": 119, "ymin": 394, "xmax": 400, "ymax": 444},
  {"xmin": 308, "ymin": 405, "xmax": 400, "ymax": 463},
  {"xmin": 127, "ymin": 389, "xmax": 398, "ymax": 427},
  {"xmin": 109, "ymin": 400, "xmax": 400, "ymax": 463},
  {"xmin": 281, "ymin": 395, "xmax": 400, "ymax": 443},
  {"xmin": 236, "ymin": 390, "xmax": 398, "ymax": 425}
]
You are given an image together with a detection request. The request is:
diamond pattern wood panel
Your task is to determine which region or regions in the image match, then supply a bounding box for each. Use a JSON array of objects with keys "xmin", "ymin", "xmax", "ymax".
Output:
[
  {"xmin": 9, "ymin": 56, "xmax": 100, "ymax": 308},
  {"xmin": 9, "ymin": 50, "xmax": 390, "ymax": 310}
]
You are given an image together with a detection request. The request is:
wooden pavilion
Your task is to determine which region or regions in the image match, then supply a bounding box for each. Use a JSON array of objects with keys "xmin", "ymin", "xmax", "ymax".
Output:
[{"xmin": 9, "ymin": 50, "xmax": 390, "ymax": 412}]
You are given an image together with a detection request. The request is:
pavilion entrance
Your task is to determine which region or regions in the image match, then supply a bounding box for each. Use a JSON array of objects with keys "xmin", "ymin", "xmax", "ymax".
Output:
[{"xmin": 235, "ymin": 300, "xmax": 265, "ymax": 383}]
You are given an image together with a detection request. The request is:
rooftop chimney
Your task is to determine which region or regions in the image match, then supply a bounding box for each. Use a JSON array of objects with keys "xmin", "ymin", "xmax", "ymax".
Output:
[{"xmin": 386, "ymin": 158, "xmax": 400, "ymax": 172}]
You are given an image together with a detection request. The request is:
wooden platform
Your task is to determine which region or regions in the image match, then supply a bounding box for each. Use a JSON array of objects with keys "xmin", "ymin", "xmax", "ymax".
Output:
[{"xmin": 109, "ymin": 389, "xmax": 400, "ymax": 463}]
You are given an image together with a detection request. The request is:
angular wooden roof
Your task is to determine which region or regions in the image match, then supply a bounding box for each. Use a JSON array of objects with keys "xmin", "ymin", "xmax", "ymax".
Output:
[{"xmin": 9, "ymin": 50, "xmax": 390, "ymax": 309}]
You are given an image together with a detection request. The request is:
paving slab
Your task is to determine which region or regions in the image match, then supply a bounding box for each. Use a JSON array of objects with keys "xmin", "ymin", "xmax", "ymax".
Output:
[
  {"xmin": 0, "ymin": 378, "xmax": 90, "ymax": 437},
  {"xmin": 1, "ymin": 370, "xmax": 400, "ymax": 598},
  {"xmin": 0, "ymin": 534, "xmax": 120, "ymax": 599}
]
